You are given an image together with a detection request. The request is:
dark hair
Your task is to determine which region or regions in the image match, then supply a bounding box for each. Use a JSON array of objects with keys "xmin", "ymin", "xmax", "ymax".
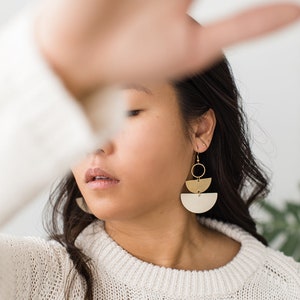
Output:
[{"xmin": 44, "ymin": 57, "xmax": 269, "ymax": 300}]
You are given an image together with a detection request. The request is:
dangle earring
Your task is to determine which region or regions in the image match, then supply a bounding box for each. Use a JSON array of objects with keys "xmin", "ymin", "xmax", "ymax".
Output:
[
  {"xmin": 76, "ymin": 197, "xmax": 92, "ymax": 214},
  {"xmin": 180, "ymin": 153, "xmax": 218, "ymax": 213}
]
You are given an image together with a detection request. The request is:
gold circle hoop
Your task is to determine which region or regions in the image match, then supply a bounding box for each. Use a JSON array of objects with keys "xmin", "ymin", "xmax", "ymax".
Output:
[{"xmin": 191, "ymin": 163, "xmax": 206, "ymax": 179}]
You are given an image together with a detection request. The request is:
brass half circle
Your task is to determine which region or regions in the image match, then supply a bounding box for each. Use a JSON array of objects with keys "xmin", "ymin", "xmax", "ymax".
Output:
[{"xmin": 185, "ymin": 178, "xmax": 212, "ymax": 194}]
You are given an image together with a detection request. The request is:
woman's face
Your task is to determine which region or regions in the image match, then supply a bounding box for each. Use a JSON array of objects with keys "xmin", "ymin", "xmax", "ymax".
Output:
[{"xmin": 72, "ymin": 83, "xmax": 196, "ymax": 221}]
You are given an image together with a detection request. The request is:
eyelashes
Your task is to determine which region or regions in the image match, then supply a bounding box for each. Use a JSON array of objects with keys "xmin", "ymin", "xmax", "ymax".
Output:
[{"xmin": 127, "ymin": 110, "xmax": 142, "ymax": 117}]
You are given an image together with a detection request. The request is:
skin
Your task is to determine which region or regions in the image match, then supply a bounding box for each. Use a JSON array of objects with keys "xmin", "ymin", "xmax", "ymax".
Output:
[{"xmin": 72, "ymin": 83, "xmax": 240, "ymax": 271}]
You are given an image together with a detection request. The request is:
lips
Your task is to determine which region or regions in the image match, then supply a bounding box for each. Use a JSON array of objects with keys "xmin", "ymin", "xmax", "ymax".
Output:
[{"xmin": 85, "ymin": 168, "xmax": 119, "ymax": 183}]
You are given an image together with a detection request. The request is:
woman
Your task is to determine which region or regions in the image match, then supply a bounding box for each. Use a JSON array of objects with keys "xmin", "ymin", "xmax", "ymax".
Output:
[
  {"xmin": 0, "ymin": 1, "xmax": 300, "ymax": 299},
  {"xmin": 0, "ymin": 2, "xmax": 300, "ymax": 223},
  {"xmin": 12, "ymin": 58, "xmax": 293, "ymax": 299}
]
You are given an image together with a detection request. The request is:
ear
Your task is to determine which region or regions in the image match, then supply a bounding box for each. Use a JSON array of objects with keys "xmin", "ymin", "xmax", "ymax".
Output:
[{"xmin": 190, "ymin": 109, "xmax": 216, "ymax": 153}]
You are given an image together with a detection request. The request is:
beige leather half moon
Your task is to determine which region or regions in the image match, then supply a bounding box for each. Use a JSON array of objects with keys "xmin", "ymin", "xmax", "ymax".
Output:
[{"xmin": 180, "ymin": 193, "xmax": 218, "ymax": 214}]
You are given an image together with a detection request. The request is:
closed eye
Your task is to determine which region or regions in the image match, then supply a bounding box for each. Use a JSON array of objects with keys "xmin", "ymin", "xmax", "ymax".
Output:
[{"xmin": 127, "ymin": 110, "xmax": 142, "ymax": 117}]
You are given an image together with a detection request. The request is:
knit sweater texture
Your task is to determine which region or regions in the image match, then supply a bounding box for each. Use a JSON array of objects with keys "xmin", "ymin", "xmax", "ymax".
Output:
[{"xmin": 1, "ymin": 218, "xmax": 300, "ymax": 299}]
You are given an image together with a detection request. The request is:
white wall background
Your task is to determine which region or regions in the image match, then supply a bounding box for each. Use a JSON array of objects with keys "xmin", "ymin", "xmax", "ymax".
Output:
[{"xmin": 2, "ymin": 0, "xmax": 300, "ymax": 236}]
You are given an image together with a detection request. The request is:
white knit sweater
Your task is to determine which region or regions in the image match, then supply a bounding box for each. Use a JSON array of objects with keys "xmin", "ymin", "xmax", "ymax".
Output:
[{"xmin": 0, "ymin": 218, "xmax": 300, "ymax": 299}]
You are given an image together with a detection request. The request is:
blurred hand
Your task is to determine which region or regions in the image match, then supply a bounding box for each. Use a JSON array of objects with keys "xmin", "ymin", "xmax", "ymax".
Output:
[{"xmin": 36, "ymin": 0, "xmax": 300, "ymax": 98}]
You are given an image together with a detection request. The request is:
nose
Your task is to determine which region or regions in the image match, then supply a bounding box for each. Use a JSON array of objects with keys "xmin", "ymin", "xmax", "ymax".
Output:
[{"xmin": 95, "ymin": 140, "xmax": 114, "ymax": 155}]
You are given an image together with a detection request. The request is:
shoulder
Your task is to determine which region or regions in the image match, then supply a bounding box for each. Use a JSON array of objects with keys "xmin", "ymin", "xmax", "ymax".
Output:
[
  {"xmin": 264, "ymin": 246, "xmax": 300, "ymax": 280},
  {"xmin": 249, "ymin": 247, "xmax": 300, "ymax": 298},
  {"xmin": 0, "ymin": 233, "xmax": 70, "ymax": 264},
  {"xmin": 0, "ymin": 234, "xmax": 76, "ymax": 299},
  {"xmin": 199, "ymin": 218, "xmax": 300, "ymax": 291}
]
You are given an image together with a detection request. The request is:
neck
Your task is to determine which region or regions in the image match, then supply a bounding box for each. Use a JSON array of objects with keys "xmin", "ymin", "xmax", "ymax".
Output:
[{"xmin": 104, "ymin": 208, "xmax": 211, "ymax": 270}]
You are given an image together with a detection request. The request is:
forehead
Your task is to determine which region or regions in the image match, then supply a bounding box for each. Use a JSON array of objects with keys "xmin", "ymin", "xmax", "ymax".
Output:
[
  {"xmin": 121, "ymin": 84, "xmax": 153, "ymax": 95},
  {"xmin": 121, "ymin": 83, "xmax": 177, "ymax": 99}
]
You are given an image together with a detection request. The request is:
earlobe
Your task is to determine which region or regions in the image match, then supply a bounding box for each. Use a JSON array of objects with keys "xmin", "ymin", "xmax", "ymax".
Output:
[{"xmin": 192, "ymin": 109, "xmax": 216, "ymax": 152}]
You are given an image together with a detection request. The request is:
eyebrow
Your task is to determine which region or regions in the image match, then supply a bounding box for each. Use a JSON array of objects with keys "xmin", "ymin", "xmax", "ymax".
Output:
[{"xmin": 121, "ymin": 84, "xmax": 153, "ymax": 95}]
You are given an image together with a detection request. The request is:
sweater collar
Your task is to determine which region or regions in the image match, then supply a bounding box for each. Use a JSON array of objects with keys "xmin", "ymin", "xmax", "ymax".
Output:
[{"xmin": 76, "ymin": 218, "xmax": 267, "ymax": 298}]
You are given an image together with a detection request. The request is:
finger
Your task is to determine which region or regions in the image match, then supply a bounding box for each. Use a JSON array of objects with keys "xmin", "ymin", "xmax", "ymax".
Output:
[
  {"xmin": 207, "ymin": 3, "xmax": 300, "ymax": 47},
  {"xmin": 184, "ymin": 3, "xmax": 300, "ymax": 74}
]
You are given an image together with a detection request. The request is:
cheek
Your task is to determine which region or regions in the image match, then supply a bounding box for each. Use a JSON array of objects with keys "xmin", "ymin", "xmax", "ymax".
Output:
[
  {"xmin": 71, "ymin": 161, "xmax": 89, "ymax": 191},
  {"xmin": 118, "ymin": 116, "xmax": 191, "ymax": 194},
  {"xmin": 119, "ymin": 117, "xmax": 172, "ymax": 168}
]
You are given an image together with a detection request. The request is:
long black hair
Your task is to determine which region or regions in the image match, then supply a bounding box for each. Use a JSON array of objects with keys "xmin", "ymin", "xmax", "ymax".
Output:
[{"xmin": 44, "ymin": 57, "xmax": 269, "ymax": 300}]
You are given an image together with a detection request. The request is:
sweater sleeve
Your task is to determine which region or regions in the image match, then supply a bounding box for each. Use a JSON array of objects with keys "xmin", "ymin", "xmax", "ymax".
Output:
[
  {"xmin": 0, "ymin": 7, "xmax": 125, "ymax": 227},
  {"xmin": 0, "ymin": 234, "xmax": 85, "ymax": 299}
]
